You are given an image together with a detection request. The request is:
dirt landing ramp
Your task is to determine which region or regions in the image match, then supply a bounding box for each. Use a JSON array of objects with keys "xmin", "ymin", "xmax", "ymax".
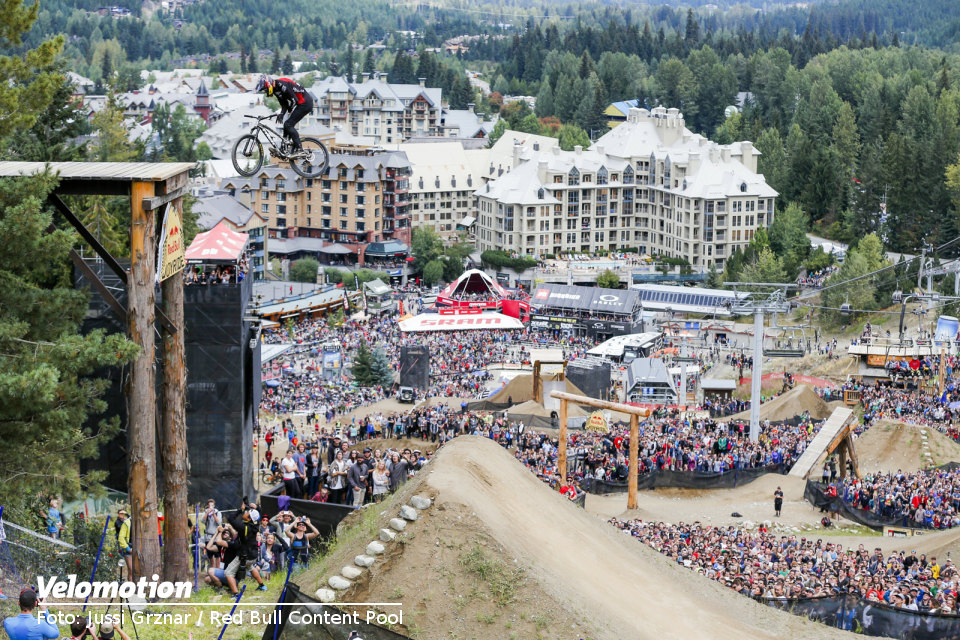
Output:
[{"xmin": 426, "ymin": 436, "xmax": 856, "ymax": 640}]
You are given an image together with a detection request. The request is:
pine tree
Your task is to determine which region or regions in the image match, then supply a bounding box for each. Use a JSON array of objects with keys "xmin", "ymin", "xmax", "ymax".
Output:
[
  {"xmin": 282, "ymin": 54, "xmax": 294, "ymax": 75},
  {"xmin": 344, "ymin": 44, "xmax": 354, "ymax": 82},
  {"xmin": 684, "ymin": 9, "xmax": 700, "ymax": 48},
  {"xmin": 369, "ymin": 347, "xmax": 394, "ymax": 387},
  {"xmin": 363, "ymin": 48, "xmax": 375, "ymax": 74},
  {"xmin": 352, "ymin": 342, "xmax": 374, "ymax": 385},
  {"xmin": 271, "ymin": 50, "xmax": 281, "ymax": 73}
]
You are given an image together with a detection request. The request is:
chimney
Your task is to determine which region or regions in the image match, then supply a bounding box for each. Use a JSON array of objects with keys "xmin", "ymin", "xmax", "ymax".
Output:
[
  {"xmin": 418, "ymin": 77, "xmax": 426, "ymax": 87},
  {"xmin": 512, "ymin": 140, "xmax": 521, "ymax": 168},
  {"xmin": 379, "ymin": 74, "xmax": 387, "ymax": 83},
  {"xmin": 721, "ymin": 148, "xmax": 731, "ymax": 163},
  {"xmin": 538, "ymin": 159, "xmax": 548, "ymax": 183},
  {"xmin": 533, "ymin": 142, "xmax": 539, "ymax": 151},
  {"xmin": 574, "ymin": 145, "xmax": 582, "ymax": 155},
  {"xmin": 596, "ymin": 144, "xmax": 604, "ymax": 156},
  {"xmin": 361, "ymin": 72, "xmax": 369, "ymax": 82},
  {"xmin": 740, "ymin": 141, "xmax": 757, "ymax": 172},
  {"xmin": 552, "ymin": 146, "xmax": 560, "ymax": 156},
  {"xmin": 688, "ymin": 151, "xmax": 701, "ymax": 175},
  {"xmin": 467, "ymin": 103, "xmax": 475, "ymax": 113}
]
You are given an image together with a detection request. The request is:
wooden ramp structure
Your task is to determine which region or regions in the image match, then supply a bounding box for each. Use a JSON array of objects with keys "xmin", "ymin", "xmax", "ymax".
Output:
[{"xmin": 788, "ymin": 406, "xmax": 860, "ymax": 479}]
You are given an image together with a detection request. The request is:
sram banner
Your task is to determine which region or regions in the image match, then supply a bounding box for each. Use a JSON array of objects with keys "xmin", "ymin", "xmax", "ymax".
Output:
[
  {"xmin": 398, "ymin": 312, "xmax": 524, "ymax": 332},
  {"xmin": 155, "ymin": 202, "xmax": 185, "ymax": 282}
]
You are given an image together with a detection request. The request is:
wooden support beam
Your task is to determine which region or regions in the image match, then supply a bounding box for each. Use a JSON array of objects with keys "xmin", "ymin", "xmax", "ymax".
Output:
[
  {"xmin": 69, "ymin": 249, "xmax": 127, "ymax": 325},
  {"xmin": 628, "ymin": 414, "xmax": 639, "ymax": 510},
  {"xmin": 549, "ymin": 391, "xmax": 650, "ymax": 508},
  {"xmin": 48, "ymin": 194, "xmax": 127, "ymax": 285},
  {"xmin": 49, "ymin": 193, "xmax": 178, "ymax": 334},
  {"xmin": 549, "ymin": 391, "xmax": 652, "ymax": 416},
  {"xmin": 128, "ymin": 180, "xmax": 162, "ymax": 580},
  {"xmin": 142, "ymin": 185, "xmax": 190, "ymax": 212},
  {"xmin": 160, "ymin": 196, "xmax": 190, "ymax": 583},
  {"xmin": 559, "ymin": 399, "xmax": 568, "ymax": 485}
]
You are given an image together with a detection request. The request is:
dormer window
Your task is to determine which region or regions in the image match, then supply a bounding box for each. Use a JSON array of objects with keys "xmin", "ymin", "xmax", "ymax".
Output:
[
  {"xmin": 597, "ymin": 166, "xmax": 608, "ymax": 185},
  {"xmin": 568, "ymin": 167, "xmax": 580, "ymax": 186},
  {"xmin": 537, "ymin": 187, "xmax": 545, "ymax": 200},
  {"xmin": 740, "ymin": 182, "xmax": 747, "ymax": 192}
]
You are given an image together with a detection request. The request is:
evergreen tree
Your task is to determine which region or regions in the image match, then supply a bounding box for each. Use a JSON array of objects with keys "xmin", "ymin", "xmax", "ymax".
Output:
[
  {"xmin": 767, "ymin": 202, "xmax": 810, "ymax": 276},
  {"xmin": 535, "ymin": 81, "xmax": 554, "ymax": 118},
  {"xmin": 553, "ymin": 74, "xmax": 577, "ymax": 122},
  {"xmin": 369, "ymin": 347, "xmax": 394, "ymax": 387},
  {"xmin": 578, "ymin": 51, "xmax": 595, "ymax": 79},
  {"xmin": 363, "ymin": 48, "xmax": 375, "ymax": 74},
  {"xmin": 684, "ymin": 9, "xmax": 700, "ymax": 48},
  {"xmin": 282, "ymin": 54, "xmax": 294, "ymax": 75},
  {"xmin": 289, "ymin": 258, "xmax": 319, "ymax": 282},
  {"xmin": 344, "ymin": 44, "xmax": 355, "ymax": 82},
  {"xmin": 351, "ymin": 342, "xmax": 374, "ymax": 385},
  {"xmin": 271, "ymin": 50, "xmax": 281, "ymax": 73}
]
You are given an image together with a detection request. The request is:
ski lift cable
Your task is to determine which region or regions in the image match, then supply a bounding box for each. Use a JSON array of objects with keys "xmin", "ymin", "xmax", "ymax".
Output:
[{"xmin": 796, "ymin": 235, "xmax": 960, "ymax": 300}]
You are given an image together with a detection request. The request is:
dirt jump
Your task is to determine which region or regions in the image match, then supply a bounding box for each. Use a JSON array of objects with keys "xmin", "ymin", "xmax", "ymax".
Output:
[
  {"xmin": 854, "ymin": 418, "xmax": 960, "ymax": 473},
  {"xmin": 321, "ymin": 436, "xmax": 857, "ymax": 640},
  {"xmin": 728, "ymin": 384, "xmax": 833, "ymax": 423}
]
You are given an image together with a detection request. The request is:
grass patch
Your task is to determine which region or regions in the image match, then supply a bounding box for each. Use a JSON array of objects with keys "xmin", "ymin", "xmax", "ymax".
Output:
[{"xmin": 458, "ymin": 545, "xmax": 524, "ymax": 608}]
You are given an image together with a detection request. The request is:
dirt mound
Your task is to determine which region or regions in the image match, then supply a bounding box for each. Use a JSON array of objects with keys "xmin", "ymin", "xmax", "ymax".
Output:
[
  {"xmin": 479, "ymin": 373, "xmax": 589, "ymax": 407},
  {"xmin": 729, "ymin": 384, "xmax": 832, "ymax": 423},
  {"xmin": 318, "ymin": 436, "xmax": 856, "ymax": 640},
  {"xmin": 855, "ymin": 419, "xmax": 960, "ymax": 473}
]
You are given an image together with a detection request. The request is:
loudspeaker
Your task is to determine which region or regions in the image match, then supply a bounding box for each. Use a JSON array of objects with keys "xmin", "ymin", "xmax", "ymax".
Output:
[{"xmin": 399, "ymin": 345, "xmax": 430, "ymax": 389}]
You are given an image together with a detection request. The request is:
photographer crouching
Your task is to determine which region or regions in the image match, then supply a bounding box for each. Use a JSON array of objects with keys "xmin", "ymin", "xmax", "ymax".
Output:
[{"xmin": 206, "ymin": 498, "xmax": 269, "ymax": 594}]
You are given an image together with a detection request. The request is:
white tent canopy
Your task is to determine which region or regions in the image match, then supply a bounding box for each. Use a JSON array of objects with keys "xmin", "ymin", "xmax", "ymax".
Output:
[{"xmin": 399, "ymin": 312, "xmax": 524, "ymax": 332}]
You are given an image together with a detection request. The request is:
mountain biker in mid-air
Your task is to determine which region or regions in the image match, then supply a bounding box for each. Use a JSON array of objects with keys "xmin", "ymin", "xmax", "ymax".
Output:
[{"xmin": 256, "ymin": 74, "xmax": 314, "ymax": 157}]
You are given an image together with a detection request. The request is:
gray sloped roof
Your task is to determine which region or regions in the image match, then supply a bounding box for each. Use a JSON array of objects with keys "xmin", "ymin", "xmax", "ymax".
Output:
[{"xmin": 193, "ymin": 194, "xmax": 256, "ymax": 229}]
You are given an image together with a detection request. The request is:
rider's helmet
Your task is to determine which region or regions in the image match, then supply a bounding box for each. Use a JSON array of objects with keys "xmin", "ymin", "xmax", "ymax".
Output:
[{"xmin": 256, "ymin": 74, "xmax": 273, "ymax": 96}]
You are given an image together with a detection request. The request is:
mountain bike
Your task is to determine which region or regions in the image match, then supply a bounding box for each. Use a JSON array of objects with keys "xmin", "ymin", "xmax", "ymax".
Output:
[{"xmin": 231, "ymin": 114, "xmax": 329, "ymax": 179}]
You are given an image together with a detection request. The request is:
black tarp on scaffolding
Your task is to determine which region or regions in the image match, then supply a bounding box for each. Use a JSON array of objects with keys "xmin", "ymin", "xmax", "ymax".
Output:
[{"xmin": 76, "ymin": 260, "xmax": 258, "ymax": 508}]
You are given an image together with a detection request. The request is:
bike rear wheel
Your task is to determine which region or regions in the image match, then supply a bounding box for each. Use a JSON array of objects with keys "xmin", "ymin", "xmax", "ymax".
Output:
[
  {"xmin": 232, "ymin": 134, "xmax": 265, "ymax": 177},
  {"xmin": 290, "ymin": 136, "xmax": 329, "ymax": 179}
]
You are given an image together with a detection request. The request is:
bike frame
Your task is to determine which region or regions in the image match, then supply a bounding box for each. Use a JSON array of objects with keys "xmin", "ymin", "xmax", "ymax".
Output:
[{"xmin": 249, "ymin": 119, "xmax": 288, "ymax": 153}]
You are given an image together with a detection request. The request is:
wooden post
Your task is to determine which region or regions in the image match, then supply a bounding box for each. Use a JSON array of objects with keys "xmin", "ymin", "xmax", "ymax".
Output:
[
  {"xmin": 160, "ymin": 196, "xmax": 190, "ymax": 583},
  {"xmin": 628, "ymin": 413, "xmax": 639, "ymax": 510},
  {"xmin": 128, "ymin": 181, "xmax": 162, "ymax": 580},
  {"xmin": 558, "ymin": 398, "xmax": 568, "ymax": 485},
  {"xmin": 838, "ymin": 441, "xmax": 848, "ymax": 480}
]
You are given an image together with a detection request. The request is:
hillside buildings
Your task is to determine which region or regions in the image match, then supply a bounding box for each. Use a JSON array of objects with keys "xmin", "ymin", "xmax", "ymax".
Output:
[
  {"xmin": 222, "ymin": 148, "xmax": 412, "ymax": 265},
  {"xmin": 474, "ymin": 107, "xmax": 778, "ymax": 270}
]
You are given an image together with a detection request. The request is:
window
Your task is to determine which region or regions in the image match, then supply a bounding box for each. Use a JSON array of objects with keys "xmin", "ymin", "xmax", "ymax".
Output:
[
  {"xmin": 340, "ymin": 181, "xmax": 348, "ymax": 191},
  {"xmin": 262, "ymin": 191, "xmax": 270, "ymax": 200},
  {"xmin": 356, "ymin": 208, "xmax": 365, "ymax": 218},
  {"xmin": 356, "ymin": 221, "xmax": 365, "ymax": 231},
  {"xmin": 276, "ymin": 179, "xmax": 285, "ymax": 189},
  {"xmin": 340, "ymin": 207, "xmax": 348, "ymax": 217},
  {"xmin": 306, "ymin": 218, "xmax": 311, "ymax": 227},
  {"xmin": 277, "ymin": 205, "xmax": 286, "ymax": 215},
  {"xmin": 340, "ymin": 194, "xmax": 348, "ymax": 204},
  {"xmin": 276, "ymin": 192, "xmax": 286, "ymax": 202},
  {"xmin": 261, "ymin": 204, "xmax": 269, "ymax": 213},
  {"xmin": 356, "ymin": 195, "xmax": 365, "ymax": 205}
]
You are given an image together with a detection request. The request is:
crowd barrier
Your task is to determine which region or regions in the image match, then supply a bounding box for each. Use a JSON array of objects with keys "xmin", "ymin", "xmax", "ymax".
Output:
[
  {"xmin": 261, "ymin": 582, "xmax": 411, "ymax": 640},
  {"xmin": 259, "ymin": 485, "xmax": 356, "ymax": 539},
  {"xmin": 581, "ymin": 464, "xmax": 785, "ymax": 494},
  {"xmin": 804, "ymin": 463, "xmax": 960, "ymax": 531},
  {"xmin": 759, "ymin": 594, "xmax": 960, "ymax": 639}
]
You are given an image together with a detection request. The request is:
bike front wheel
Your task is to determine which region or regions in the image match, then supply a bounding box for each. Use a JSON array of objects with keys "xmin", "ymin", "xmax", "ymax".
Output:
[
  {"xmin": 290, "ymin": 136, "xmax": 329, "ymax": 179},
  {"xmin": 232, "ymin": 134, "xmax": 265, "ymax": 177}
]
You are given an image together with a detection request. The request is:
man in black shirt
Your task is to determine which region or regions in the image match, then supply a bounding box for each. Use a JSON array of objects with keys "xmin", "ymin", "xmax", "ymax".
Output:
[{"xmin": 225, "ymin": 505, "xmax": 268, "ymax": 593}]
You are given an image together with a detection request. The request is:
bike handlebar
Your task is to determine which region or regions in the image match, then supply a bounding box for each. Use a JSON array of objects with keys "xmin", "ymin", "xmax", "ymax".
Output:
[{"xmin": 244, "ymin": 114, "xmax": 277, "ymax": 120}]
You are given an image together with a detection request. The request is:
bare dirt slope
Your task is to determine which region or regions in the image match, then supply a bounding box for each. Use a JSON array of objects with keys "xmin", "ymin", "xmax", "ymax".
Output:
[
  {"xmin": 405, "ymin": 437, "xmax": 855, "ymax": 639},
  {"xmin": 585, "ymin": 473, "xmax": 819, "ymax": 529},
  {"xmin": 729, "ymin": 384, "xmax": 832, "ymax": 422},
  {"xmin": 854, "ymin": 419, "xmax": 960, "ymax": 473}
]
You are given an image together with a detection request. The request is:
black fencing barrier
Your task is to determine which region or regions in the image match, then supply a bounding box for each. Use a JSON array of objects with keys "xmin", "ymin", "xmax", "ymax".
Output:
[
  {"xmin": 259, "ymin": 486, "xmax": 355, "ymax": 539},
  {"xmin": 261, "ymin": 582, "xmax": 411, "ymax": 640},
  {"xmin": 759, "ymin": 594, "xmax": 960, "ymax": 639},
  {"xmin": 582, "ymin": 465, "xmax": 784, "ymax": 495},
  {"xmin": 805, "ymin": 471, "xmax": 960, "ymax": 531}
]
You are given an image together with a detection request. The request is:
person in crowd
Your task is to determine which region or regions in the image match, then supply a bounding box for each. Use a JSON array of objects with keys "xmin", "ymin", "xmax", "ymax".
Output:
[
  {"xmin": 285, "ymin": 516, "xmax": 320, "ymax": 565},
  {"xmin": 3, "ymin": 589, "xmax": 58, "ymax": 640},
  {"xmin": 115, "ymin": 508, "xmax": 133, "ymax": 578},
  {"xmin": 281, "ymin": 448, "xmax": 303, "ymax": 499},
  {"xmin": 774, "ymin": 486, "xmax": 784, "ymax": 517}
]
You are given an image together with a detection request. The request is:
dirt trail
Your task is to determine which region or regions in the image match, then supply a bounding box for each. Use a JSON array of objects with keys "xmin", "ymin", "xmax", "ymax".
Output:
[
  {"xmin": 419, "ymin": 437, "xmax": 856, "ymax": 640},
  {"xmin": 854, "ymin": 419, "xmax": 960, "ymax": 473}
]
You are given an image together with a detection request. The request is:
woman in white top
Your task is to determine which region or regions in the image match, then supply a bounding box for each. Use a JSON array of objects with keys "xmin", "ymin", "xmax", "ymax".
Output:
[
  {"xmin": 327, "ymin": 450, "xmax": 349, "ymax": 505},
  {"xmin": 372, "ymin": 461, "xmax": 390, "ymax": 502},
  {"xmin": 281, "ymin": 449, "xmax": 302, "ymax": 499}
]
